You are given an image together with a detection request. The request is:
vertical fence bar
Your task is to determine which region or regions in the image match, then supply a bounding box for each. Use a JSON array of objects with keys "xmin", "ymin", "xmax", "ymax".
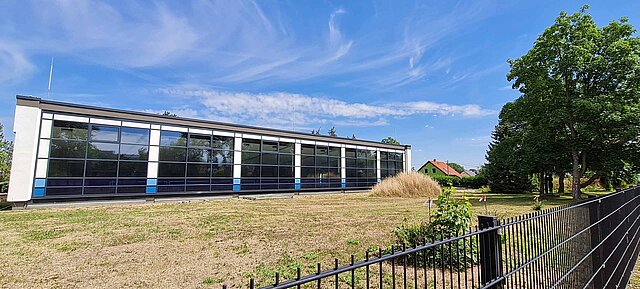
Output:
[
  {"xmin": 379, "ymin": 248, "xmax": 383, "ymax": 289},
  {"xmin": 478, "ymin": 215, "xmax": 503, "ymax": 289},
  {"xmin": 334, "ymin": 259, "xmax": 339, "ymax": 289}
]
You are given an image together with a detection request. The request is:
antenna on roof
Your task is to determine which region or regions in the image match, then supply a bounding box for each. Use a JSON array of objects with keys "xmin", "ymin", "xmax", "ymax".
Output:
[{"xmin": 47, "ymin": 57, "xmax": 54, "ymax": 98}]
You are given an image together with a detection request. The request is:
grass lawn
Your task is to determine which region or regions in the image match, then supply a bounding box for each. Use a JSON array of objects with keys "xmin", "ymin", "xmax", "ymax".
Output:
[{"xmin": 0, "ymin": 190, "xmax": 636, "ymax": 288}]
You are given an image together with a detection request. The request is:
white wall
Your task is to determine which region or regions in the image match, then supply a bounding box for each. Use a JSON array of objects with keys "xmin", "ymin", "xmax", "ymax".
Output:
[
  {"xmin": 7, "ymin": 105, "xmax": 41, "ymax": 202},
  {"xmin": 405, "ymin": 147, "xmax": 412, "ymax": 172}
]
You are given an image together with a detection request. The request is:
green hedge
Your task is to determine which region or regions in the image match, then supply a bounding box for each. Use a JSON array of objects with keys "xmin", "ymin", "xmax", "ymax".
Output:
[{"xmin": 430, "ymin": 175, "xmax": 488, "ymax": 189}]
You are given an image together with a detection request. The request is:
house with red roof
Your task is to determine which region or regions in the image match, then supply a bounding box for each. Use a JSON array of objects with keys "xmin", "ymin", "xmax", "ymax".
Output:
[{"xmin": 417, "ymin": 159, "xmax": 463, "ymax": 178}]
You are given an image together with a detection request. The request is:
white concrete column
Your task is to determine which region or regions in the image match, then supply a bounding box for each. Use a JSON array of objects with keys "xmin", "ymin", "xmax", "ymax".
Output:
[
  {"xmin": 376, "ymin": 150, "xmax": 381, "ymax": 181},
  {"xmin": 8, "ymin": 105, "xmax": 42, "ymax": 202},
  {"xmin": 145, "ymin": 125, "xmax": 160, "ymax": 194},
  {"xmin": 404, "ymin": 147, "xmax": 412, "ymax": 172},
  {"xmin": 294, "ymin": 141, "xmax": 301, "ymax": 189},
  {"xmin": 340, "ymin": 146, "xmax": 346, "ymax": 187},
  {"xmin": 233, "ymin": 135, "xmax": 242, "ymax": 190}
]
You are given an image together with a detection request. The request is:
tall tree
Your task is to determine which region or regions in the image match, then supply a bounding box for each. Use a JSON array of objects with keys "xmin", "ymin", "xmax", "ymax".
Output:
[
  {"xmin": 485, "ymin": 106, "xmax": 533, "ymax": 194},
  {"xmin": 507, "ymin": 6, "xmax": 640, "ymax": 199},
  {"xmin": 381, "ymin": 137, "xmax": 400, "ymax": 145},
  {"xmin": 0, "ymin": 122, "xmax": 13, "ymax": 193}
]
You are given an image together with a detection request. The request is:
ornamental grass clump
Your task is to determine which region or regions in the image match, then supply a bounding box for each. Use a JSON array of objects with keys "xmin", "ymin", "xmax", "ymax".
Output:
[{"xmin": 370, "ymin": 172, "xmax": 441, "ymax": 198}]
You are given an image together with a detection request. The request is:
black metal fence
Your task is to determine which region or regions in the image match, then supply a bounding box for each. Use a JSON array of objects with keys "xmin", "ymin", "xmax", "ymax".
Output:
[{"xmin": 224, "ymin": 187, "xmax": 640, "ymax": 289}]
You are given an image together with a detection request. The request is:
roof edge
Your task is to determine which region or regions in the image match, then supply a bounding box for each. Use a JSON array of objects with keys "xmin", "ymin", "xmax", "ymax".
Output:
[{"xmin": 16, "ymin": 95, "xmax": 410, "ymax": 149}]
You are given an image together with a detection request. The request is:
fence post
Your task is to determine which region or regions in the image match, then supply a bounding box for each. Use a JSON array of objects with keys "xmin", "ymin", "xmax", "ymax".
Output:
[
  {"xmin": 588, "ymin": 195, "xmax": 604, "ymax": 289},
  {"xmin": 478, "ymin": 215, "xmax": 503, "ymax": 289}
]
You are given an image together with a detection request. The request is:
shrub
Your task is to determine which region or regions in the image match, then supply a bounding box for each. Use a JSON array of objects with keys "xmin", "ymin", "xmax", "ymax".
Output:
[
  {"xmin": 430, "ymin": 175, "xmax": 461, "ymax": 187},
  {"xmin": 371, "ymin": 172, "xmax": 441, "ymax": 198},
  {"xmin": 430, "ymin": 175, "xmax": 488, "ymax": 189},
  {"xmin": 390, "ymin": 186, "xmax": 477, "ymax": 269},
  {"xmin": 460, "ymin": 175, "xmax": 488, "ymax": 189}
]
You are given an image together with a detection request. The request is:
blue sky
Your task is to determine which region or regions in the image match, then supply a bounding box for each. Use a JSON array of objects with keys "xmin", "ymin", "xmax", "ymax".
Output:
[{"xmin": 1, "ymin": 0, "xmax": 639, "ymax": 170}]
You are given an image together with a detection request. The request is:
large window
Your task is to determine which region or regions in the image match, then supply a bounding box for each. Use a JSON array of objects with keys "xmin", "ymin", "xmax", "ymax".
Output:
[
  {"xmin": 300, "ymin": 145, "xmax": 341, "ymax": 189},
  {"xmin": 345, "ymin": 148, "xmax": 377, "ymax": 188},
  {"xmin": 157, "ymin": 132, "xmax": 234, "ymax": 193},
  {"xmin": 241, "ymin": 139, "xmax": 294, "ymax": 190},
  {"xmin": 381, "ymin": 152, "xmax": 404, "ymax": 178},
  {"xmin": 45, "ymin": 120, "xmax": 150, "ymax": 196}
]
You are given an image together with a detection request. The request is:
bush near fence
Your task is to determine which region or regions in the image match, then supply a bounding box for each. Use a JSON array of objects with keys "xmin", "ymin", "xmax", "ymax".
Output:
[{"xmin": 430, "ymin": 175, "xmax": 488, "ymax": 189}]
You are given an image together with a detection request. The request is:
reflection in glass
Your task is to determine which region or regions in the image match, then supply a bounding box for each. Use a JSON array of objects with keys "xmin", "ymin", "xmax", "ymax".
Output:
[
  {"xmin": 241, "ymin": 139, "xmax": 260, "ymax": 151},
  {"xmin": 85, "ymin": 160, "xmax": 118, "ymax": 177},
  {"xmin": 50, "ymin": 139, "xmax": 87, "ymax": 158},
  {"xmin": 121, "ymin": 127, "xmax": 149, "ymax": 144},
  {"xmin": 118, "ymin": 162, "xmax": 147, "ymax": 177},
  {"xmin": 87, "ymin": 142, "xmax": 119, "ymax": 159},
  {"xmin": 90, "ymin": 125, "xmax": 119, "ymax": 142},
  {"xmin": 188, "ymin": 148, "xmax": 211, "ymax": 163},
  {"xmin": 262, "ymin": 141, "xmax": 278, "ymax": 152},
  {"xmin": 212, "ymin": 150, "xmax": 233, "ymax": 164},
  {"xmin": 159, "ymin": 147, "xmax": 186, "ymax": 162},
  {"xmin": 47, "ymin": 160, "xmax": 85, "ymax": 177},
  {"xmin": 187, "ymin": 164, "xmax": 211, "ymax": 177},
  {"xmin": 213, "ymin": 136, "xmax": 234, "ymax": 150},
  {"xmin": 52, "ymin": 120, "xmax": 88, "ymax": 140},
  {"xmin": 189, "ymin": 134, "xmax": 211, "ymax": 147},
  {"xmin": 158, "ymin": 162, "xmax": 186, "ymax": 177},
  {"xmin": 212, "ymin": 165, "xmax": 232, "ymax": 177},
  {"xmin": 160, "ymin": 131, "xmax": 188, "ymax": 146},
  {"xmin": 120, "ymin": 144, "xmax": 149, "ymax": 160}
]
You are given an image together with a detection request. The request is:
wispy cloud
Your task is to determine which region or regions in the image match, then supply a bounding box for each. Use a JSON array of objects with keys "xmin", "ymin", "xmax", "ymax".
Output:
[
  {"xmin": 0, "ymin": 1, "xmax": 499, "ymax": 88},
  {"xmin": 153, "ymin": 88, "xmax": 495, "ymax": 130},
  {"xmin": 0, "ymin": 41, "xmax": 35, "ymax": 83}
]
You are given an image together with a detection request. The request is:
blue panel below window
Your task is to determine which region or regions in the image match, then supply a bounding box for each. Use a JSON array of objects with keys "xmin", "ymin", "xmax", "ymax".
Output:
[
  {"xmin": 377, "ymin": 178, "xmax": 381, "ymax": 183},
  {"xmin": 295, "ymin": 178, "xmax": 301, "ymax": 184},
  {"xmin": 233, "ymin": 178, "xmax": 241, "ymax": 185},
  {"xmin": 233, "ymin": 184, "xmax": 240, "ymax": 191},
  {"xmin": 34, "ymin": 179, "xmax": 46, "ymax": 188},
  {"xmin": 146, "ymin": 179, "xmax": 157, "ymax": 186},
  {"xmin": 33, "ymin": 188, "xmax": 45, "ymax": 197},
  {"xmin": 146, "ymin": 186, "xmax": 156, "ymax": 194},
  {"xmin": 295, "ymin": 183, "xmax": 301, "ymax": 190}
]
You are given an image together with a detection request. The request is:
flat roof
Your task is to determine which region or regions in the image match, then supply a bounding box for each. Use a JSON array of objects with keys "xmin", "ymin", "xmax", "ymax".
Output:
[{"xmin": 16, "ymin": 95, "xmax": 409, "ymax": 150}]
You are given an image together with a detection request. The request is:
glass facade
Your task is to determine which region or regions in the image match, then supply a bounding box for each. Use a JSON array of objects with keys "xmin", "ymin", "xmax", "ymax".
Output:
[
  {"xmin": 157, "ymin": 132, "xmax": 234, "ymax": 193},
  {"xmin": 381, "ymin": 152, "xmax": 404, "ymax": 178},
  {"xmin": 345, "ymin": 148, "xmax": 378, "ymax": 187},
  {"xmin": 300, "ymin": 144, "xmax": 341, "ymax": 189},
  {"xmin": 240, "ymin": 139, "xmax": 295, "ymax": 190},
  {"xmin": 45, "ymin": 120, "xmax": 149, "ymax": 196},
  {"xmin": 31, "ymin": 111, "xmax": 407, "ymax": 200}
]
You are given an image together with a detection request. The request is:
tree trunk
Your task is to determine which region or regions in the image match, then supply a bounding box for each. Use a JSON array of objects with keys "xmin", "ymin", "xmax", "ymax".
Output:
[
  {"xmin": 558, "ymin": 173, "xmax": 565, "ymax": 195},
  {"xmin": 539, "ymin": 172, "xmax": 545, "ymax": 195},
  {"xmin": 546, "ymin": 174, "xmax": 553, "ymax": 195},
  {"xmin": 571, "ymin": 151, "xmax": 582, "ymax": 200}
]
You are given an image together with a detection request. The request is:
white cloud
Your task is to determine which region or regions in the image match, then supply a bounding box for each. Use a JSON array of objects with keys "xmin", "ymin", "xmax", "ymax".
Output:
[
  {"xmin": 0, "ymin": 42, "xmax": 35, "ymax": 83},
  {"xmin": 154, "ymin": 88, "xmax": 495, "ymax": 130},
  {"xmin": 0, "ymin": 1, "xmax": 499, "ymax": 87}
]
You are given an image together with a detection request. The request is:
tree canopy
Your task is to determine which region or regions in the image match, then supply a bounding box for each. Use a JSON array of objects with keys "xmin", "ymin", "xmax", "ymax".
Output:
[
  {"xmin": 448, "ymin": 163, "xmax": 465, "ymax": 174},
  {"xmin": 0, "ymin": 122, "xmax": 13, "ymax": 193},
  {"xmin": 381, "ymin": 137, "xmax": 400, "ymax": 145},
  {"xmin": 487, "ymin": 6, "xmax": 640, "ymax": 199}
]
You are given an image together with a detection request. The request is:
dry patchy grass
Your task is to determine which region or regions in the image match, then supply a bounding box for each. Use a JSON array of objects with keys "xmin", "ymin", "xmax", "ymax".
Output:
[
  {"xmin": 0, "ymin": 191, "xmax": 633, "ymax": 288},
  {"xmin": 370, "ymin": 172, "xmax": 441, "ymax": 198}
]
